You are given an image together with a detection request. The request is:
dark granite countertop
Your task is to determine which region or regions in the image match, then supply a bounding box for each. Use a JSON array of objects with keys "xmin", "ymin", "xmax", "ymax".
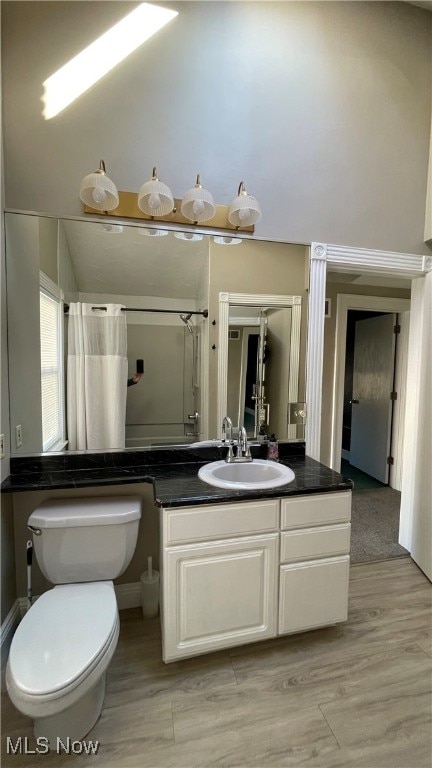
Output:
[{"xmin": 1, "ymin": 443, "xmax": 352, "ymax": 507}]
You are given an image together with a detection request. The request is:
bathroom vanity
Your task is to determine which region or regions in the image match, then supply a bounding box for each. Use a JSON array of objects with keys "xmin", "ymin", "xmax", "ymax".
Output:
[
  {"xmin": 160, "ymin": 491, "xmax": 351, "ymax": 661},
  {"xmin": 2, "ymin": 443, "xmax": 352, "ymax": 664}
]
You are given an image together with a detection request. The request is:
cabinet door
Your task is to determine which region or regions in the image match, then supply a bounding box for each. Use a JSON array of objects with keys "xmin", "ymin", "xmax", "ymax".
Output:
[
  {"xmin": 279, "ymin": 555, "xmax": 350, "ymax": 635},
  {"xmin": 162, "ymin": 533, "xmax": 278, "ymax": 661}
]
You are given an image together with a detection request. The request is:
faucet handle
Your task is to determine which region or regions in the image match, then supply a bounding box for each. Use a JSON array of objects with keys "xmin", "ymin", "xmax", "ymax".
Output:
[{"xmin": 226, "ymin": 443, "xmax": 235, "ymax": 461}]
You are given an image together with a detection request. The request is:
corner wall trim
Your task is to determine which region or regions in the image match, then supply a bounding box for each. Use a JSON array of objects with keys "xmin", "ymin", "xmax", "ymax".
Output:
[
  {"xmin": 306, "ymin": 244, "xmax": 327, "ymax": 459},
  {"xmin": 1, "ymin": 600, "xmax": 20, "ymax": 666}
]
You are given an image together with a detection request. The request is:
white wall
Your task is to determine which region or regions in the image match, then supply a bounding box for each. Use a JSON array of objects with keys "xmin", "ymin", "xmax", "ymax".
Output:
[
  {"xmin": 2, "ymin": 1, "xmax": 431, "ymax": 254},
  {"xmin": 410, "ymin": 273, "xmax": 432, "ymax": 579},
  {"xmin": 400, "ymin": 273, "xmax": 432, "ymax": 579}
]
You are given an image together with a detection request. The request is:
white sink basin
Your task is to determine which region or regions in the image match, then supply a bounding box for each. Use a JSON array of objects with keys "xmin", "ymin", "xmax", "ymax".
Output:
[{"xmin": 198, "ymin": 459, "xmax": 295, "ymax": 490}]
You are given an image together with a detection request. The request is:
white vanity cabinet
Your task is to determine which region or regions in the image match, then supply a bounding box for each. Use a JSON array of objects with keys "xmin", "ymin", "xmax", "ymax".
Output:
[
  {"xmin": 161, "ymin": 500, "xmax": 279, "ymax": 662},
  {"xmin": 160, "ymin": 491, "xmax": 351, "ymax": 662},
  {"xmin": 278, "ymin": 491, "xmax": 351, "ymax": 635}
]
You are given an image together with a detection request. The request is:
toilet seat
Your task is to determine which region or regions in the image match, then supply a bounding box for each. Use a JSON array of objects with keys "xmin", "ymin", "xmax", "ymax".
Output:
[{"xmin": 7, "ymin": 581, "xmax": 119, "ymax": 717}]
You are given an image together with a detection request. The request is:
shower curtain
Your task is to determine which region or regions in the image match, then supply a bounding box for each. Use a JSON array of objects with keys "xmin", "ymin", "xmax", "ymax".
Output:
[{"xmin": 67, "ymin": 303, "xmax": 128, "ymax": 450}]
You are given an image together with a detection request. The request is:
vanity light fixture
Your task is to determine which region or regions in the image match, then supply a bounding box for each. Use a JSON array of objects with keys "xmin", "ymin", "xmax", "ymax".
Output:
[
  {"xmin": 180, "ymin": 175, "xmax": 216, "ymax": 224},
  {"xmin": 174, "ymin": 232, "xmax": 204, "ymax": 242},
  {"xmin": 137, "ymin": 167, "xmax": 175, "ymax": 217},
  {"xmin": 81, "ymin": 164, "xmax": 261, "ymax": 233},
  {"xmin": 79, "ymin": 160, "xmax": 119, "ymax": 211},
  {"xmin": 213, "ymin": 236, "xmax": 242, "ymax": 245},
  {"xmin": 138, "ymin": 227, "xmax": 169, "ymax": 237},
  {"xmin": 228, "ymin": 181, "xmax": 261, "ymax": 228}
]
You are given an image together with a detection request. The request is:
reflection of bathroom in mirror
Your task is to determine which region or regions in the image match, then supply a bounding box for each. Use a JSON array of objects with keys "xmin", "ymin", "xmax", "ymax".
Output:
[
  {"xmin": 5, "ymin": 213, "xmax": 209, "ymax": 453},
  {"xmin": 227, "ymin": 304, "xmax": 301, "ymax": 440},
  {"xmin": 222, "ymin": 292, "xmax": 305, "ymax": 442},
  {"xmin": 227, "ymin": 306, "xmax": 304, "ymax": 440},
  {"xmin": 5, "ymin": 212, "xmax": 308, "ymax": 454}
]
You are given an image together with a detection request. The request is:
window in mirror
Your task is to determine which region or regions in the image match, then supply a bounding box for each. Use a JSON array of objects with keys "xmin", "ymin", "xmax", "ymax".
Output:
[{"xmin": 40, "ymin": 279, "xmax": 64, "ymax": 451}]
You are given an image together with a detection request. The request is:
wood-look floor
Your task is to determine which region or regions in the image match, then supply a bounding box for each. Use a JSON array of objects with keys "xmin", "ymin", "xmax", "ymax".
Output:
[{"xmin": 2, "ymin": 558, "xmax": 431, "ymax": 768}]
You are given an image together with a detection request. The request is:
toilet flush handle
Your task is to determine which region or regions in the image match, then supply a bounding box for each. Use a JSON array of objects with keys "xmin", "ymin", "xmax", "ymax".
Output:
[{"xmin": 27, "ymin": 524, "xmax": 42, "ymax": 536}]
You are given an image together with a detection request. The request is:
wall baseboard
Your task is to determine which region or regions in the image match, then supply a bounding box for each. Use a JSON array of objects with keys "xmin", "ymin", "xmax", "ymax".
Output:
[
  {"xmin": 17, "ymin": 582, "xmax": 142, "ymax": 618},
  {"xmin": 2, "ymin": 584, "xmax": 143, "ymax": 666},
  {"xmin": 1, "ymin": 601, "xmax": 20, "ymax": 667},
  {"xmin": 115, "ymin": 582, "xmax": 142, "ymax": 610},
  {"xmin": 341, "ymin": 450, "xmax": 350, "ymax": 461}
]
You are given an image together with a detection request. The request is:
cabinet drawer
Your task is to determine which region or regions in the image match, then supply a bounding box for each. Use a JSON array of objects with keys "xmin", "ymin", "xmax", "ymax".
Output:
[
  {"xmin": 280, "ymin": 523, "xmax": 351, "ymax": 563},
  {"xmin": 163, "ymin": 499, "xmax": 279, "ymax": 545},
  {"xmin": 281, "ymin": 491, "xmax": 351, "ymax": 530},
  {"xmin": 279, "ymin": 555, "xmax": 350, "ymax": 635}
]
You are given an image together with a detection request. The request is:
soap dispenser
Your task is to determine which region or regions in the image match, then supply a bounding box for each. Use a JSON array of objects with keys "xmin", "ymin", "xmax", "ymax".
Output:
[{"xmin": 267, "ymin": 434, "xmax": 279, "ymax": 462}]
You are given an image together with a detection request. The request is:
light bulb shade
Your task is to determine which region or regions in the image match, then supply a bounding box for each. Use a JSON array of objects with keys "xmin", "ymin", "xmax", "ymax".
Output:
[
  {"xmin": 174, "ymin": 231, "xmax": 204, "ymax": 242},
  {"xmin": 138, "ymin": 227, "xmax": 169, "ymax": 237},
  {"xmin": 213, "ymin": 236, "xmax": 242, "ymax": 245},
  {"xmin": 79, "ymin": 171, "xmax": 119, "ymax": 211},
  {"xmin": 228, "ymin": 187, "xmax": 261, "ymax": 228},
  {"xmin": 102, "ymin": 224, "xmax": 123, "ymax": 233},
  {"xmin": 138, "ymin": 178, "xmax": 174, "ymax": 217},
  {"xmin": 181, "ymin": 183, "xmax": 215, "ymax": 223}
]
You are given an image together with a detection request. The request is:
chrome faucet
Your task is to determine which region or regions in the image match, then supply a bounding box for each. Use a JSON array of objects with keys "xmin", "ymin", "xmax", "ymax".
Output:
[
  {"xmin": 236, "ymin": 426, "xmax": 252, "ymax": 462},
  {"xmin": 222, "ymin": 418, "xmax": 253, "ymax": 463},
  {"xmin": 222, "ymin": 416, "xmax": 233, "ymax": 443},
  {"xmin": 222, "ymin": 416, "xmax": 235, "ymax": 462}
]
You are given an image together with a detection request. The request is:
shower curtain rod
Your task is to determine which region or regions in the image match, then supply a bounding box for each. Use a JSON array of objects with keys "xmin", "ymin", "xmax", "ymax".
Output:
[{"xmin": 63, "ymin": 305, "xmax": 208, "ymax": 317}]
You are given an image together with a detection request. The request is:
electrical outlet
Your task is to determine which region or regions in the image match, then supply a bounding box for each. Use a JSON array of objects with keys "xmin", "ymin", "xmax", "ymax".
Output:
[
  {"xmin": 0, "ymin": 434, "xmax": 4, "ymax": 459},
  {"xmin": 15, "ymin": 424, "xmax": 23, "ymax": 448}
]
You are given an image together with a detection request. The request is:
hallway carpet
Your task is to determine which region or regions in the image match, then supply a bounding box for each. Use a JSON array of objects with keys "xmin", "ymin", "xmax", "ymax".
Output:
[{"xmin": 350, "ymin": 487, "xmax": 409, "ymax": 564}]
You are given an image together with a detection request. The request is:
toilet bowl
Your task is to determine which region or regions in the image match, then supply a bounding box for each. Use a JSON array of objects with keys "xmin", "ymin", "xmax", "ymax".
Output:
[
  {"xmin": 6, "ymin": 496, "xmax": 141, "ymax": 745},
  {"xmin": 7, "ymin": 581, "xmax": 119, "ymax": 744}
]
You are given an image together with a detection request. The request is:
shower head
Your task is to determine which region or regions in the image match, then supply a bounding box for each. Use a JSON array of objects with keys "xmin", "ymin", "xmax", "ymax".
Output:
[{"xmin": 180, "ymin": 313, "xmax": 194, "ymax": 334}]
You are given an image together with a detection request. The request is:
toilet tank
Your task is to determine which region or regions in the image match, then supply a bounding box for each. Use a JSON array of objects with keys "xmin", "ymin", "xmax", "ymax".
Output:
[{"xmin": 28, "ymin": 497, "xmax": 142, "ymax": 584}]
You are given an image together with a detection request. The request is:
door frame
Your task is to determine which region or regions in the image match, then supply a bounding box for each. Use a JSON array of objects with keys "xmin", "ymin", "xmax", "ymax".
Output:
[
  {"xmin": 306, "ymin": 243, "xmax": 429, "ymax": 462},
  {"xmin": 239, "ymin": 326, "xmax": 260, "ymax": 430},
  {"xmin": 307, "ymin": 243, "xmax": 431, "ymax": 555},
  {"xmin": 331, "ymin": 294, "xmax": 410, "ymax": 480}
]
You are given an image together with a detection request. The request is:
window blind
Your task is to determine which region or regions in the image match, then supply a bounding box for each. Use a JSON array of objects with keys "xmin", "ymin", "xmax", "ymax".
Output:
[{"xmin": 40, "ymin": 288, "xmax": 63, "ymax": 451}]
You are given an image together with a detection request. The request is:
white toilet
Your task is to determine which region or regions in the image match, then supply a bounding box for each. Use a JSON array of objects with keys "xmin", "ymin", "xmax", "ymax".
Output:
[{"xmin": 6, "ymin": 496, "xmax": 142, "ymax": 745}]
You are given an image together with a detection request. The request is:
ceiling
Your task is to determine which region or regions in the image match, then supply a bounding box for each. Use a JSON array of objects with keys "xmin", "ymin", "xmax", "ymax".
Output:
[
  {"xmin": 326, "ymin": 268, "xmax": 412, "ymax": 289},
  {"xmin": 62, "ymin": 220, "xmax": 208, "ymax": 299}
]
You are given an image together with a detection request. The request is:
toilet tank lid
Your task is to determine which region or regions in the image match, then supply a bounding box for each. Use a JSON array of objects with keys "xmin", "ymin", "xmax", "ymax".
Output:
[{"xmin": 28, "ymin": 497, "xmax": 142, "ymax": 528}]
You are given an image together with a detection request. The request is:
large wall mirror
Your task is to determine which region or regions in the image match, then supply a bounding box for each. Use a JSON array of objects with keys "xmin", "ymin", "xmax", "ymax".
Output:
[{"xmin": 5, "ymin": 212, "xmax": 309, "ymax": 454}]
